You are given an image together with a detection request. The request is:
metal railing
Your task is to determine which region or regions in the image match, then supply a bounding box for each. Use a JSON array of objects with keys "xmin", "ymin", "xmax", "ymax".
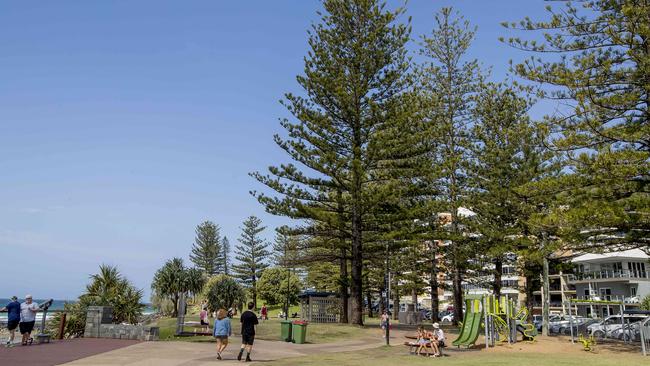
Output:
[
  {"xmin": 568, "ymin": 269, "xmax": 649, "ymax": 282},
  {"xmin": 641, "ymin": 317, "xmax": 650, "ymax": 356}
]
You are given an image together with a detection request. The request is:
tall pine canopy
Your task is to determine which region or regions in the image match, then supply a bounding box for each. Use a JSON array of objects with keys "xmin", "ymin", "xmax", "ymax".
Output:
[
  {"xmin": 232, "ymin": 215, "xmax": 270, "ymax": 308},
  {"xmin": 190, "ymin": 221, "xmax": 222, "ymax": 275},
  {"xmin": 418, "ymin": 7, "xmax": 484, "ymax": 324},
  {"xmin": 503, "ymin": 0, "xmax": 650, "ymax": 252},
  {"xmin": 252, "ymin": 0, "xmax": 421, "ymax": 325}
]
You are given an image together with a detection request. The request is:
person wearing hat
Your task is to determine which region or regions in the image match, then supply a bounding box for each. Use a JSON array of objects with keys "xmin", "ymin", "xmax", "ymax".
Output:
[
  {"xmin": 1, "ymin": 296, "xmax": 21, "ymax": 347},
  {"xmin": 19, "ymin": 295, "xmax": 39, "ymax": 346},
  {"xmin": 430, "ymin": 323, "xmax": 445, "ymax": 357}
]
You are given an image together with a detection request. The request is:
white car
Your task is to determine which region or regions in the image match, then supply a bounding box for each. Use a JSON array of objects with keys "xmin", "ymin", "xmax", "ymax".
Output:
[
  {"xmin": 441, "ymin": 313, "xmax": 454, "ymax": 323},
  {"xmin": 587, "ymin": 315, "xmax": 648, "ymax": 338}
]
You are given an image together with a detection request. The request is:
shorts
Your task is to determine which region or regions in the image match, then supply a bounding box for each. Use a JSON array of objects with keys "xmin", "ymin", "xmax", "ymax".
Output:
[
  {"xmin": 19, "ymin": 321, "xmax": 35, "ymax": 335},
  {"xmin": 215, "ymin": 335, "xmax": 228, "ymax": 340},
  {"xmin": 418, "ymin": 339, "xmax": 428, "ymax": 345},
  {"xmin": 241, "ymin": 333, "xmax": 255, "ymax": 345},
  {"xmin": 7, "ymin": 320, "xmax": 19, "ymax": 331},
  {"xmin": 200, "ymin": 320, "xmax": 209, "ymax": 326}
]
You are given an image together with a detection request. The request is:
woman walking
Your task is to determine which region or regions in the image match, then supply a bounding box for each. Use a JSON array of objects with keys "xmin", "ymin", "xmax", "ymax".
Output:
[{"xmin": 213, "ymin": 309, "xmax": 232, "ymax": 360}]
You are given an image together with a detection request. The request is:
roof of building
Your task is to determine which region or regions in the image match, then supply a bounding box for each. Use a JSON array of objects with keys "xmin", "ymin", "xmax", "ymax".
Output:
[{"xmin": 571, "ymin": 249, "xmax": 650, "ymax": 263}]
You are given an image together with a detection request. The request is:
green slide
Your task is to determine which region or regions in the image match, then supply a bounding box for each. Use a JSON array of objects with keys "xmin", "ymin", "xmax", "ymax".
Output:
[
  {"xmin": 452, "ymin": 311, "xmax": 477, "ymax": 346},
  {"xmin": 452, "ymin": 312, "xmax": 469, "ymax": 346},
  {"xmin": 458, "ymin": 312, "xmax": 482, "ymax": 347}
]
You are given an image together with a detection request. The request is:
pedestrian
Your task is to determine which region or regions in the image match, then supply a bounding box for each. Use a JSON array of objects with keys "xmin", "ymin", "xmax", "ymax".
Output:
[
  {"xmin": 200, "ymin": 307, "xmax": 210, "ymax": 331},
  {"xmin": 260, "ymin": 304, "xmax": 268, "ymax": 321},
  {"xmin": 1, "ymin": 296, "xmax": 21, "ymax": 347},
  {"xmin": 19, "ymin": 295, "xmax": 39, "ymax": 346},
  {"xmin": 213, "ymin": 309, "xmax": 231, "ymax": 360},
  {"xmin": 237, "ymin": 302, "xmax": 258, "ymax": 362},
  {"xmin": 380, "ymin": 311, "xmax": 389, "ymax": 338}
]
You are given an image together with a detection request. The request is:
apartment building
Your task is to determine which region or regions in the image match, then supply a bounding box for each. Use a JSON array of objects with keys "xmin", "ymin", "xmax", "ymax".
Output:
[{"xmin": 568, "ymin": 249, "xmax": 650, "ymax": 317}]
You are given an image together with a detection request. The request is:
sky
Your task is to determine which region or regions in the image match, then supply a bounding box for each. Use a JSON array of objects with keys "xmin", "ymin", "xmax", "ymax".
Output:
[{"xmin": 0, "ymin": 1, "xmax": 556, "ymax": 300}]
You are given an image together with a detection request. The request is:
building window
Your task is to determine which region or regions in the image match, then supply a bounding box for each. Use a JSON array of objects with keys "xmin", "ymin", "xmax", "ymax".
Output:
[{"xmin": 631, "ymin": 287, "xmax": 637, "ymax": 297}]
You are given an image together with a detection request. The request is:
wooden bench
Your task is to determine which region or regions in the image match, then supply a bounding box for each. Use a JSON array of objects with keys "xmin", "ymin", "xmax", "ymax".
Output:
[{"xmin": 404, "ymin": 335, "xmax": 445, "ymax": 356}]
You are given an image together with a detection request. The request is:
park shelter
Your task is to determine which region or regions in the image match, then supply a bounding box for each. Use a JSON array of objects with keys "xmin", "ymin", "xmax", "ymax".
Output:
[{"xmin": 298, "ymin": 291, "xmax": 340, "ymax": 323}]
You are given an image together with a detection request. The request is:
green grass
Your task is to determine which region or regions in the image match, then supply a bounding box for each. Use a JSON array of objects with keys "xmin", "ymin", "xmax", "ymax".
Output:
[
  {"xmin": 152, "ymin": 314, "xmax": 373, "ymax": 344},
  {"xmin": 263, "ymin": 345, "xmax": 645, "ymax": 366}
]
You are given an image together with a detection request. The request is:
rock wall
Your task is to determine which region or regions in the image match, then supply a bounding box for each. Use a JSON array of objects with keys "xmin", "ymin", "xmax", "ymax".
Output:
[{"xmin": 84, "ymin": 306, "xmax": 159, "ymax": 341}]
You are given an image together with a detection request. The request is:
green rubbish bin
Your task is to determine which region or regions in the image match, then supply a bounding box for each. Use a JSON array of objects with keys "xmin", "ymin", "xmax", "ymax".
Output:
[
  {"xmin": 291, "ymin": 321, "xmax": 308, "ymax": 344},
  {"xmin": 281, "ymin": 321, "xmax": 293, "ymax": 342}
]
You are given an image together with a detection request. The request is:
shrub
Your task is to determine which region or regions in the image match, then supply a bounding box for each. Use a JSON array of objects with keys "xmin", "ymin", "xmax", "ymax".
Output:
[{"xmin": 203, "ymin": 275, "xmax": 246, "ymax": 313}]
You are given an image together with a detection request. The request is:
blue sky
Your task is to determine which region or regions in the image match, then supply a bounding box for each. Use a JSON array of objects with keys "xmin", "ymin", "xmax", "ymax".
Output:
[{"xmin": 0, "ymin": 1, "xmax": 554, "ymax": 300}]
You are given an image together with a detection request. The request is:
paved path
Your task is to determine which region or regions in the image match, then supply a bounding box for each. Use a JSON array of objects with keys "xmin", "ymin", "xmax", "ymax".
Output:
[
  {"xmin": 63, "ymin": 330, "xmax": 409, "ymax": 366},
  {"xmin": 0, "ymin": 338, "xmax": 140, "ymax": 366}
]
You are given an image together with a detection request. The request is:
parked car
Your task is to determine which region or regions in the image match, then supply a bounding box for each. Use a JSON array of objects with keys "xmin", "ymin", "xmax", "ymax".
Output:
[
  {"xmin": 608, "ymin": 320, "xmax": 644, "ymax": 342},
  {"xmin": 441, "ymin": 313, "xmax": 454, "ymax": 323},
  {"xmin": 587, "ymin": 315, "xmax": 648, "ymax": 339}
]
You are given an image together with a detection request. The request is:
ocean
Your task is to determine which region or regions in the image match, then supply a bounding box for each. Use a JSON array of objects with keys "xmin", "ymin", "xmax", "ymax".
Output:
[{"xmin": 0, "ymin": 298, "xmax": 156, "ymax": 322}]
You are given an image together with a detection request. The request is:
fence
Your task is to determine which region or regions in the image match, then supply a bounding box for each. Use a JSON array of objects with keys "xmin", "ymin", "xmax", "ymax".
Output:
[{"xmin": 641, "ymin": 317, "xmax": 650, "ymax": 356}]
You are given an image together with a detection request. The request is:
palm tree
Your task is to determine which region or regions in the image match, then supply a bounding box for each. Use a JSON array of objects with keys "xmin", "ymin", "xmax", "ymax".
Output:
[{"xmin": 152, "ymin": 258, "xmax": 206, "ymax": 317}]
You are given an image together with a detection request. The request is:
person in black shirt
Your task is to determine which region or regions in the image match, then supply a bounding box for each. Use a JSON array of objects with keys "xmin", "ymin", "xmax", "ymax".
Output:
[{"xmin": 238, "ymin": 302, "xmax": 258, "ymax": 362}]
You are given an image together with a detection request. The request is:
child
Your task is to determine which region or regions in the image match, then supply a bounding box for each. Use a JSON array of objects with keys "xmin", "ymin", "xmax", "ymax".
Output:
[
  {"xmin": 415, "ymin": 326, "xmax": 430, "ymax": 356},
  {"xmin": 200, "ymin": 307, "xmax": 210, "ymax": 331}
]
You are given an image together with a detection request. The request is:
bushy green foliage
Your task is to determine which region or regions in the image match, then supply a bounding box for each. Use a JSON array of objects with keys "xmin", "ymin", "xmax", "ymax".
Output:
[
  {"xmin": 49, "ymin": 265, "xmax": 144, "ymax": 338},
  {"xmin": 203, "ymin": 274, "xmax": 246, "ymax": 313},
  {"xmin": 641, "ymin": 295, "xmax": 650, "ymax": 311},
  {"xmin": 151, "ymin": 258, "xmax": 206, "ymax": 317},
  {"xmin": 257, "ymin": 267, "xmax": 302, "ymax": 306}
]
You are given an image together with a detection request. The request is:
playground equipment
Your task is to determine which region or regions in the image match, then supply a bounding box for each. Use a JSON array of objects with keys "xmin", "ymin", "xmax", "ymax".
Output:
[
  {"xmin": 451, "ymin": 294, "xmax": 537, "ymax": 349},
  {"xmin": 452, "ymin": 295, "xmax": 483, "ymax": 348},
  {"xmin": 484, "ymin": 295, "xmax": 537, "ymax": 348},
  {"xmin": 578, "ymin": 334, "xmax": 596, "ymax": 351}
]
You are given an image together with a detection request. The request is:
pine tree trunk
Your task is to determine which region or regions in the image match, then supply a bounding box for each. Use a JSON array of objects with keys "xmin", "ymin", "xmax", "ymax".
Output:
[
  {"xmin": 350, "ymin": 212, "xmax": 364, "ymax": 325},
  {"xmin": 542, "ymin": 256, "xmax": 550, "ymax": 336},
  {"xmin": 493, "ymin": 257, "xmax": 503, "ymax": 297},
  {"xmin": 337, "ymin": 194, "xmax": 349, "ymax": 324},
  {"xmin": 452, "ymin": 265, "xmax": 463, "ymax": 326},
  {"xmin": 252, "ymin": 277, "xmax": 257, "ymax": 310},
  {"xmin": 366, "ymin": 291, "xmax": 373, "ymax": 318},
  {"xmin": 430, "ymin": 243, "xmax": 440, "ymax": 322}
]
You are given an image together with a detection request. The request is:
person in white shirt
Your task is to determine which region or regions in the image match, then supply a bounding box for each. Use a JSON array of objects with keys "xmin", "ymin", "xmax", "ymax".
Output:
[
  {"xmin": 19, "ymin": 295, "xmax": 39, "ymax": 345},
  {"xmin": 430, "ymin": 323, "xmax": 445, "ymax": 357}
]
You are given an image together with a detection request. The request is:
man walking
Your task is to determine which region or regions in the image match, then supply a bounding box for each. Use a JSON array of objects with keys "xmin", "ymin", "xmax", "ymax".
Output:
[
  {"xmin": 1, "ymin": 296, "xmax": 21, "ymax": 347},
  {"xmin": 237, "ymin": 302, "xmax": 258, "ymax": 362},
  {"xmin": 19, "ymin": 295, "xmax": 38, "ymax": 346}
]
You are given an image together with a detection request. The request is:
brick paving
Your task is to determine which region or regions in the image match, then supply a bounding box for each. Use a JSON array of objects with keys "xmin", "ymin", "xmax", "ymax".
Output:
[{"xmin": 0, "ymin": 338, "xmax": 139, "ymax": 366}]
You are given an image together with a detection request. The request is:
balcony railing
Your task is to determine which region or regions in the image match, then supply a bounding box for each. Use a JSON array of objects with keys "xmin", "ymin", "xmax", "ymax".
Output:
[{"xmin": 568, "ymin": 269, "xmax": 649, "ymax": 282}]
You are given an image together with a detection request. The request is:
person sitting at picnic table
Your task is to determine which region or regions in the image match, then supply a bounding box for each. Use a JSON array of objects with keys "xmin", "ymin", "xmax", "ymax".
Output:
[
  {"xmin": 415, "ymin": 326, "xmax": 430, "ymax": 356},
  {"xmin": 429, "ymin": 322, "xmax": 445, "ymax": 357}
]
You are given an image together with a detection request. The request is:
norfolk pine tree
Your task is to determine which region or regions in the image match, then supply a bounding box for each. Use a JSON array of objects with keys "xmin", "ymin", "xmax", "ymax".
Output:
[
  {"xmin": 252, "ymin": 0, "xmax": 424, "ymax": 325},
  {"xmin": 232, "ymin": 216, "xmax": 271, "ymax": 309},
  {"xmin": 189, "ymin": 221, "xmax": 222, "ymax": 275},
  {"xmin": 504, "ymin": 1, "xmax": 650, "ymax": 252},
  {"xmin": 418, "ymin": 7, "xmax": 484, "ymax": 324}
]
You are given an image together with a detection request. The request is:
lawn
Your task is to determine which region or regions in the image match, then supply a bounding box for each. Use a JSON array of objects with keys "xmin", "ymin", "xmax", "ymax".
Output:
[
  {"xmin": 152, "ymin": 310, "xmax": 374, "ymax": 344},
  {"xmin": 263, "ymin": 343, "xmax": 646, "ymax": 366}
]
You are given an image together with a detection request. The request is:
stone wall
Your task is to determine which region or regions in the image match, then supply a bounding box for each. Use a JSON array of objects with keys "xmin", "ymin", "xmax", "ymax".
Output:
[{"xmin": 84, "ymin": 306, "xmax": 159, "ymax": 341}]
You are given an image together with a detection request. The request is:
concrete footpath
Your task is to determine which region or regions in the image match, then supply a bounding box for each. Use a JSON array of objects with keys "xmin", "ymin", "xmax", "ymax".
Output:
[{"xmin": 63, "ymin": 330, "xmax": 407, "ymax": 366}]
